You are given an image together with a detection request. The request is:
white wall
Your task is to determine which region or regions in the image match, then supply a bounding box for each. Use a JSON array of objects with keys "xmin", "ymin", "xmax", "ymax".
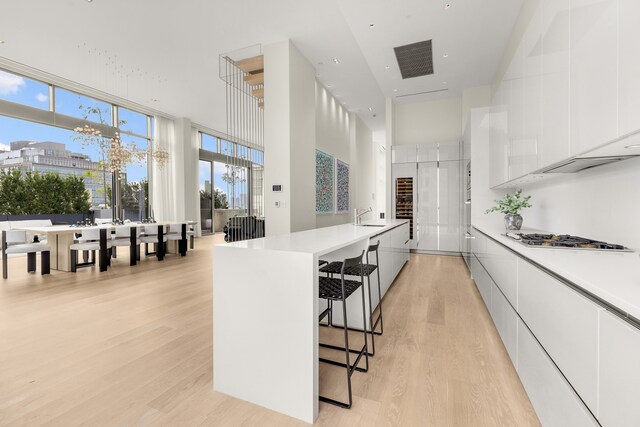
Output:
[
  {"xmin": 354, "ymin": 115, "xmax": 375, "ymax": 215},
  {"xmin": 394, "ymin": 97, "xmax": 463, "ymax": 146},
  {"xmin": 315, "ymin": 83, "xmax": 352, "ymax": 228}
]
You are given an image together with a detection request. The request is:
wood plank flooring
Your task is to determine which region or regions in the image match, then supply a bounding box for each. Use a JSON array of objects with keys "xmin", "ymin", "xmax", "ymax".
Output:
[{"xmin": 0, "ymin": 236, "xmax": 540, "ymax": 426}]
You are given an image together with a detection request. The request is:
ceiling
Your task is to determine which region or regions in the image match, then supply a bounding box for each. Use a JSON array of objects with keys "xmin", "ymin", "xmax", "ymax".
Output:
[{"xmin": 0, "ymin": 0, "xmax": 522, "ymax": 134}]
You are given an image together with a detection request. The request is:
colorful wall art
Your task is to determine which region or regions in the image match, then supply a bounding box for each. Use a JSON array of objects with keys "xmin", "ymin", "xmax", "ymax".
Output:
[
  {"xmin": 336, "ymin": 160, "xmax": 349, "ymax": 213},
  {"xmin": 315, "ymin": 150, "xmax": 334, "ymax": 214}
]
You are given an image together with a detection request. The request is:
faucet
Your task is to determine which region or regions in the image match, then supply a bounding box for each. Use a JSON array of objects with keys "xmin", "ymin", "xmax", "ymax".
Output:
[{"xmin": 354, "ymin": 207, "xmax": 373, "ymax": 225}]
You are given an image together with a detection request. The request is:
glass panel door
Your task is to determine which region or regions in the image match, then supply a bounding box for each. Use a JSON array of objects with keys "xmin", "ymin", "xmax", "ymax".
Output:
[
  {"xmin": 213, "ymin": 161, "xmax": 248, "ymax": 233},
  {"xmin": 199, "ymin": 160, "xmax": 213, "ymax": 234}
]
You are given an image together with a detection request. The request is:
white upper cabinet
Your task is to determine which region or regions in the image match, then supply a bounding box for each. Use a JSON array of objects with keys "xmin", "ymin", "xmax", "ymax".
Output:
[
  {"xmin": 508, "ymin": 41, "xmax": 526, "ymax": 180},
  {"xmin": 541, "ymin": 0, "xmax": 571, "ymax": 167},
  {"xmin": 570, "ymin": 0, "xmax": 618, "ymax": 156},
  {"xmin": 618, "ymin": 0, "xmax": 640, "ymax": 136},
  {"xmin": 521, "ymin": 3, "xmax": 542, "ymax": 175},
  {"xmin": 392, "ymin": 145, "xmax": 417, "ymax": 164},
  {"xmin": 416, "ymin": 143, "xmax": 437, "ymax": 162},
  {"xmin": 489, "ymin": 83, "xmax": 510, "ymax": 187}
]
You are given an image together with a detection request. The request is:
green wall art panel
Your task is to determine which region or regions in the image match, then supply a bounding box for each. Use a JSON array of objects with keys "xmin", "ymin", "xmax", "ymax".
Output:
[
  {"xmin": 315, "ymin": 150, "xmax": 334, "ymax": 214},
  {"xmin": 336, "ymin": 159, "xmax": 349, "ymax": 213}
]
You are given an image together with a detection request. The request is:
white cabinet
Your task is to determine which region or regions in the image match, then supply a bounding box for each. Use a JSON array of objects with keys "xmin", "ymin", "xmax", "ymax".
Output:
[
  {"xmin": 598, "ymin": 311, "xmax": 640, "ymax": 427},
  {"xmin": 417, "ymin": 162, "xmax": 437, "ymax": 252},
  {"xmin": 471, "ymin": 255, "xmax": 491, "ymax": 310},
  {"xmin": 438, "ymin": 141, "xmax": 460, "ymax": 161},
  {"xmin": 417, "ymin": 144, "xmax": 437, "ymax": 162},
  {"xmin": 518, "ymin": 259, "xmax": 601, "ymax": 412},
  {"xmin": 392, "ymin": 145, "xmax": 417, "ymax": 163},
  {"xmin": 569, "ymin": 0, "xmax": 618, "ymax": 155},
  {"xmin": 517, "ymin": 319, "xmax": 599, "ymax": 427},
  {"xmin": 618, "ymin": 0, "xmax": 640, "ymax": 136},
  {"xmin": 541, "ymin": 0, "xmax": 571, "ymax": 167},
  {"xmin": 483, "ymin": 239, "xmax": 518, "ymax": 307},
  {"xmin": 489, "ymin": 82, "xmax": 510, "ymax": 187},
  {"xmin": 508, "ymin": 41, "xmax": 526, "ymax": 180},
  {"xmin": 521, "ymin": 1, "xmax": 542, "ymax": 175},
  {"xmin": 490, "ymin": 282, "xmax": 518, "ymax": 367}
]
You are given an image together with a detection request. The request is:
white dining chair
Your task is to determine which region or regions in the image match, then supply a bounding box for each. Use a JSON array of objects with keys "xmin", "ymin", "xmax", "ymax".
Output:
[
  {"xmin": 2, "ymin": 230, "xmax": 51, "ymax": 279},
  {"xmin": 140, "ymin": 225, "xmax": 168, "ymax": 260},
  {"xmin": 70, "ymin": 227, "xmax": 112, "ymax": 272},
  {"xmin": 111, "ymin": 226, "xmax": 141, "ymax": 262},
  {"xmin": 166, "ymin": 223, "xmax": 188, "ymax": 256}
]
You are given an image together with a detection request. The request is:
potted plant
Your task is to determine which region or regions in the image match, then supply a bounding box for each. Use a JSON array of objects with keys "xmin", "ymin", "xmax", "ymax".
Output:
[{"xmin": 485, "ymin": 189, "xmax": 532, "ymax": 230}]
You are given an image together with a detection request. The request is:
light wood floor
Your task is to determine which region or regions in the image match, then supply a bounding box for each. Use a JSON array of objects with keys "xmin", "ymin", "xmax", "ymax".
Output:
[{"xmin": 0, "ymin": 235, "xmax": 540, "ymax": 426}]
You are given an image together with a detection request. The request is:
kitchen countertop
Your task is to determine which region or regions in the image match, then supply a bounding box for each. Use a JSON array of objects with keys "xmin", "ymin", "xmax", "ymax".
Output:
[
  {"xmin": 219, "ymin": 219, "xmax": 408, "ymax": 256},
  {"xmin": 472, "ymin": 221, "xmax": 640, "ymax": 323}
]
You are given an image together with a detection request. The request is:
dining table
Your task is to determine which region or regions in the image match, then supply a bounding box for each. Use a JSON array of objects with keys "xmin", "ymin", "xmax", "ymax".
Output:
[{"xmin": 16, "ymin": 221, "xmax": 195, "ymax": 272}]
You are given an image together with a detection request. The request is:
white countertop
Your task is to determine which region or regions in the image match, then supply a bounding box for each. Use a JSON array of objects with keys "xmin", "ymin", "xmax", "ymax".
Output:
[
  {"xmin": 219, "ymin": 219, "xmax": 408, "ymax": 256},
  {"xmin": 472, "ymin": 221, "xmax": 640, "ymax": 321}
]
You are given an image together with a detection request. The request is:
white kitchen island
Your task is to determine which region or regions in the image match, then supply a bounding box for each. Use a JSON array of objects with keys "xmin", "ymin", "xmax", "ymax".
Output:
[{"xmin": 213, "ymin": 220, "xmax": 410, "ymax": 423}]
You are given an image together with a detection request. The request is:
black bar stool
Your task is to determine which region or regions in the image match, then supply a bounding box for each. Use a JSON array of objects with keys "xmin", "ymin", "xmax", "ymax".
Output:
[
  {"xmin": 319, "ymin": 240, "xmax": 384, "ymax": 356},
  {"xmin": 318, "ymin": 251, "xmax": 369, "ymax": 409}
]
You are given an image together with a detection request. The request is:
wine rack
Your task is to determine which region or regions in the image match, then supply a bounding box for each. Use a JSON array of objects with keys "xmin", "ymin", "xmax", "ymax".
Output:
[{"xmin": 395, "ymin": 177, "xmax": 414, "ymax": 240}]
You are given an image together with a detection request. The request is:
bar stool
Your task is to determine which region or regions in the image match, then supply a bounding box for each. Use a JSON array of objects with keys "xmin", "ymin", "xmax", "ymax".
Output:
[
  {"xmin": 318, "ymin": 251, "xmax": 369, "ymax": 409},
  {"xmin": 319, "ymin": 240, "xmax": 383, "ymax": 356}
]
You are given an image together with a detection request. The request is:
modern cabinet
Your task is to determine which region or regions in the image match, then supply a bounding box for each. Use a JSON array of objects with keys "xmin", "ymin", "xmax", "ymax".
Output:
[
  {"xmin": 490, "ymin": 282, "xmax": 518, "ymax": 367},
  {"xmin": 488, "ymin": 0, "xmax": 640, "ymax": 186},
  {"xmin": 518, "ymin": 259, "xmax": 601, "ymax": 413},
  {"xmin": 394, "ymin": 142, "xmax": 462, "ymax": 254},
  {"xmin": 391, "ymin": 145, "xmax": 417, "ymax": 164},
  {"xmin": 484, "ymin": 238, "xmax": 518, "ymax": 307},
  {"xmin": 618, "ymin": 0, "xmax": 640, "ymax": 136},
  {"xmin": 540, "ymin": 0, "xmax": 571, "ymax": 167},
  {"xmin": 517, "ymin": 319, "xmax": 599, "ymax": 427},
  {"xmin": 598, "ymin": 311, "xmax": 640, "ymax": 427},
  {"xmin": 570, "ymin": 0, "xmax": 618, "ymax": 156}
]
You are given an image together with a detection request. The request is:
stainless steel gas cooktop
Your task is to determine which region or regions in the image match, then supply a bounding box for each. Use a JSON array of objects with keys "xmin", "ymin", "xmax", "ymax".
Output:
[{"xmin": 506, "ymin": 233, "xmax": 632, "ymax": 252}]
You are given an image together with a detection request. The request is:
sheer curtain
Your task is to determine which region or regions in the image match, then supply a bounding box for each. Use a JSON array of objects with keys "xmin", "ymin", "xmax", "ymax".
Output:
[
  {"xmin": 151, "ymin": 117, "xmax": 200, "ymax": 235},
  {"xmin": 151, "ymin": 116, "xmax": 178, "ymax": 221}
]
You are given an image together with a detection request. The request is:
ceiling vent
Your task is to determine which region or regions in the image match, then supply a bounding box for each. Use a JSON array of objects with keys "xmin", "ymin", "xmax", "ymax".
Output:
[{"xmin": 393, "ymin": 40, "xmax": 434, "ymax": 79}]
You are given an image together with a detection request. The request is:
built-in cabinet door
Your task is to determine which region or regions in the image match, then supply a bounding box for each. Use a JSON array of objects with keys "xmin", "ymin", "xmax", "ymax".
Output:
[
  {"xmin": 392, "ymin": 145, "xmax": 417, "ymax": 164},
  {"xmin": 521, "ymin": 2, "xmax": 542, "ymax": 176},
  {"xmin": 438, "ymin": 160, "xmax": 460, "ymax": 252},
  {"xmin": 490, "ymin": 282, "xmax": 518, "ymax": 367},
  {"xmin": 417, "ymin": 162, "xmax": 437, "ymax": 251},
  {"xmin": 517, "ymin": 319, "xmax": 600, "ymax": 427},
  {"xmin": 518, "ymin": 259, "xmax": 601, "ymax": 412},
  {"xmin": 570, "ymin": 0, "xmax": 618, "ymax": 155},
  {"xmin": 470, "ymin": 255, "xmax": 491, "ymax": 311},
  {"xmin": 508, "ymin": 41, "xmax": 526, "ymax": 180},
  {"xmin": 598, "ymin": 311, "xmax": 640, "ymax": 427},
  {"xmin": 618, "ymin": 0, "xmax": 640, "ymax": 136},
  {"xmin": 541, "ymin": 0, "xmax": 571, "ymax": 167},
  {"xmin": 489, "ymin": 84, "xmax": 510, "ymax": 187},
  {"xmin": 483, "ymin": 238, "xmax": 518, "ymax": 308}
]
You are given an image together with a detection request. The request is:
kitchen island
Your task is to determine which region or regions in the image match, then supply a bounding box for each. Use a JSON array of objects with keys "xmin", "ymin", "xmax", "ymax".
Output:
[{"xmin": 213, "ymin": 220, "xmax": 409, "ymax": 423}]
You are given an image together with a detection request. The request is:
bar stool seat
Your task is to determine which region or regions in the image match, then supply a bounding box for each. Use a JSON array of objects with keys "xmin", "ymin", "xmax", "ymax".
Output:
[
  {"xmin": 319, "ymin": 276, "xmax": 362, "ymax": 300},
  {"xmin": 320, "ymin": 261, "xmax": 377, "ymax": 276}
]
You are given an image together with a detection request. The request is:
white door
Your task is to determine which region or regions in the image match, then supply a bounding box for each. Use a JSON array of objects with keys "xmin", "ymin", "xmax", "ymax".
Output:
[{"xmin": 417, "ymin": 162, "xmax": 437, "ymax": 251}]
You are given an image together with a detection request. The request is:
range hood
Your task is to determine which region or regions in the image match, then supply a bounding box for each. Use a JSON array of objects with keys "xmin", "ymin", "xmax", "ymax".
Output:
[
  {"xmin": 539, "ymin": 155, "xmax": 636, "ymax": 173},
  {"xmin": 541, "ymin": 128, "xmax": 640, "ymax": 174}
]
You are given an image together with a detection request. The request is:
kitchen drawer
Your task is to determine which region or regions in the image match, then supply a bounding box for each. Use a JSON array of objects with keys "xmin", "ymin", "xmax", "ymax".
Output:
[
  {"xmin": 598, "ymin": 311, "xmax": 640, "ymax": 427},
  {"xmin": 471, "ymin": 255, "xmax": 491, "ymax": 310},
  {"xmin": 470, "ymin": 227, "xmax": 487, "ymax": 259},
  {"xmin": 490, "ymin": 281, "xmax": 518, "ymax": 367},
  {"xmin": 518, "ymin": 259, "xmax": 601, "ymax": 413},
  {"xmin": 483, "ymin": 238, "xmax": 518, "ymax": 308},
  {"xmin": 518, "ymin": 319, "xmax": 599, "ymax": 427}
]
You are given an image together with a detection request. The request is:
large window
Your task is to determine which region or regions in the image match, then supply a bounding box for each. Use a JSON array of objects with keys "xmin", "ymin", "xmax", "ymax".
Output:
[
  {"xmin": 0, "ymin": 70, "xmax": 50, "ymax": 110},
  {"xmin": 0, "ymin": 69, "xmax": 153, "ymax": 219}
]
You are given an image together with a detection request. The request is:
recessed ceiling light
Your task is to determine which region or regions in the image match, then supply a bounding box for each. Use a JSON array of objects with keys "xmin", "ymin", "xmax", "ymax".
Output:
[
  {"xmin": 327, "ymin": 84, "xmax": 332, "ymax": 88},
  {"xmin": 150, "ymin": 98, "xmax": 159, "ymax": 102},
  {"xmin": 625, "ymin": 144, "xmax": 640, "ymax": 149},
  {"xmin": 369, "ymin": 24, "xmax": 375, "ymax": 28},
  {"xmin": 332, "ymin": 58, "xmax": 340, "ymax": 64},
  {"xmin": 444, "ymin": 3, "xmax": 451, "ymax": 10},
  {"xmin": 442, "ymin": 81, "xmax": 447, "ymax": 84},
  {"xmin": 86, "ymin": 0, "xmax": 93, "ymax": 2},
  {"xmin": 0, "ymin": 40, "xmax": 5, "ymax": 44},
  {"xmin": 393, "ymin": 89, "xmax": 398, "ymax": 92},
  {"xmin": 385, "ymin": 65, "xmax": 390, "ymax": 70},
  {"xmin": 368, "ymin": 107, "xmax": 373, "ymax": 112},
  {"xmin": 443, "ymin": 53, "xmax": 449, "ymax": 58}
]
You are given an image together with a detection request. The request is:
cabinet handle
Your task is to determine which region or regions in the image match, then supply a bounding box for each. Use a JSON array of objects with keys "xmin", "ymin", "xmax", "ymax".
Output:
[{"xmin": 464, "ymin": 232, "xmax": 475, "ymax": 240}]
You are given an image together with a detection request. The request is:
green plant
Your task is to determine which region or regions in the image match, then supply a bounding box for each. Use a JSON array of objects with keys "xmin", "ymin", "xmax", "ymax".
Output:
[{"xmin": 485, "ymin": 189, "xmax": 532, "ymax": 216}]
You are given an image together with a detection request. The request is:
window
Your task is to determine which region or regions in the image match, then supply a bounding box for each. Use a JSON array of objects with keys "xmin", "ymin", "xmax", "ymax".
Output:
[
  {"xmin": 55, "ymin": 88, "xmax": 112, "ymax": 125},
  {"xmin": 0, "ymin": 70, "xmax": 50, "ymax": 110},
  {"xmin": 118, "ymin": 107, "xmax": 147, "ymax": 137},
  {"xmin": 236, "ymin": 144, "xmax": 248, "ymax": 160},
  {"xmin": 201, "ymin": 133, "xmax": 218, "ymax": 152},
  {"xmin": 250, "ymin": 149, "xmax": 264, "ymax": 165},
  {"xmin": 220, "ymin": 139, "xmax": 235, "ymax": 156},
  {"xmin": 119, "ymin": 133, "xmax": 149, "ymax": 220},
  {"xmin": 0, "ymin": 115, "xmax": 109, "ymax": 208}
]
